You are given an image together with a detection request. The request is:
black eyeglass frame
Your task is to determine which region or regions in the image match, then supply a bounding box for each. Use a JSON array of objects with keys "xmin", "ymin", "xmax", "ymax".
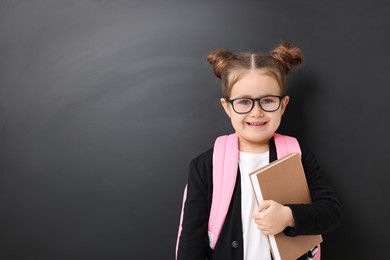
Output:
[{"xmin": 225, "ymin": 95, "xmax": 285, "ymax": 114}]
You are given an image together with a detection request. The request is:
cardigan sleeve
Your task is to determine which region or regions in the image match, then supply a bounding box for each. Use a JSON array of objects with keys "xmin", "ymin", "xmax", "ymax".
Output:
[
  {"xmin": 177, "ymin": 150, "xmax": 213, "ymax": 260},
  {"xmin": 284, "ymin": 145, "xmax": 343, "ymax": 236}
]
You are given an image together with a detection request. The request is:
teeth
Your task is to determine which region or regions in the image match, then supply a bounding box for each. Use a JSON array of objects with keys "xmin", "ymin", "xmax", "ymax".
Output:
[{"xmin": 249, "ymin": 122, "xmax": 265, "ymax": 126}]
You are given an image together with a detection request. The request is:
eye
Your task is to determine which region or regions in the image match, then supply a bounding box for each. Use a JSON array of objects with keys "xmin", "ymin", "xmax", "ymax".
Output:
[
  {"xmin": 235, "ymin": 98, "xmax": 252, "ymax": 106},
  {"xmin": 260, "ymin": 97, "xmax": 277, "ymax": 105}
]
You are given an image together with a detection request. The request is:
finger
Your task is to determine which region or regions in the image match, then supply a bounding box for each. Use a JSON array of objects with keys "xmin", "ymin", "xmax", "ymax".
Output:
[
  {"xmin": 258, "ymin": 200, "xmax": 270, "ymax": 211},
  {"xmin": 261, "ymin": 230, "xmax": 270, "ymax": 235},
  {"xmin": 253, "ymin": 215, "xmax": 263, "ymax": 224},
  {"xmin": 257, "ymin": 225, "xmax": 270, "ymax": 235}
]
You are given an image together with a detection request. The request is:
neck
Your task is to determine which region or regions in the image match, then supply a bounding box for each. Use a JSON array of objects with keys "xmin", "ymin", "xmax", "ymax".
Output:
[{"xmin": 238, "ymin": 138, "xmax": 270, "ymax": 154}]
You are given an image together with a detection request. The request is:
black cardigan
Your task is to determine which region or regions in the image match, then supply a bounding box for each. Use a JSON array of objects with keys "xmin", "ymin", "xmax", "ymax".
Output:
[{"xmin": 177, "ymin": 138, "xmax": 342, "ymax": 260}]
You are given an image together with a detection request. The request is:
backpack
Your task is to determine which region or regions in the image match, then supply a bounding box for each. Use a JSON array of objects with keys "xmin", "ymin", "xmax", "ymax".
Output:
[{"xmin": 176, "ymin": 133, "xmax": 320, "ymax": 260}]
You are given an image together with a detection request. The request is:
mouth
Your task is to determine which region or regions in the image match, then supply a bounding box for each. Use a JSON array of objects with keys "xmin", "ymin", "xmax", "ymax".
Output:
[{"xmin": 247, "ymin": 122, "xmax": 266, "ymax": 126}]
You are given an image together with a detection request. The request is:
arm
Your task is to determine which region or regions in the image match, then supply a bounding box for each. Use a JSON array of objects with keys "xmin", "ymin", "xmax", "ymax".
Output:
[
  {"xmin": 177, "ymin": 153, "xmax": 212, "ymax": 259},
  {"xmin": 284, "ymin": 146, "xmax": 343, "ymax": 236}
]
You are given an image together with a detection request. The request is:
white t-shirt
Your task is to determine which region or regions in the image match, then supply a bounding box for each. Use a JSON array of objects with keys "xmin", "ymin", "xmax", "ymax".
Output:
[{"xmin": 239, "ymin": 151, "xmax": 272, "ymax": 260}]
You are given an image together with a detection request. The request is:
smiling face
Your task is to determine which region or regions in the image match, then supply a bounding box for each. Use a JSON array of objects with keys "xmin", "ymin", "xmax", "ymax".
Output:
[{"xmin": 221, "ymin": 69, "xmax": 289, "ymax": 153}]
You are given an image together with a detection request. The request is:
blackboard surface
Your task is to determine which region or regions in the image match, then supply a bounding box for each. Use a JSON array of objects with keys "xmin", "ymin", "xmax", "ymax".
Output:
[{"xmin": 1, "ymin": 1, "xmax": 389, "ymax": 259}]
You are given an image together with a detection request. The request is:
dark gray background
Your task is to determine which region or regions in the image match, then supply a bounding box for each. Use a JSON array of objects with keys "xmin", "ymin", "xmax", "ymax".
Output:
[{"xmin": 0, "ymin": 0, "xmax": 389, "ymax": 259}]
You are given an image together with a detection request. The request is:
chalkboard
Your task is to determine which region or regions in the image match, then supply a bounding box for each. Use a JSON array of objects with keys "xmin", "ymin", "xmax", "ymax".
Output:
[{"xmin": 0, "ymin": 0, "xmax": 389, "ymax": 259}]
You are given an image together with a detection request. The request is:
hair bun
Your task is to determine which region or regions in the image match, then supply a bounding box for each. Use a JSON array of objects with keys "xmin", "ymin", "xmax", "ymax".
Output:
[
  {"xmin": 207, "ymin": 49, "xmax": 234, "ymax": 79},
  {"xmin": 270, "ymin": 42, "xmax": 304, "ymax": 73}
]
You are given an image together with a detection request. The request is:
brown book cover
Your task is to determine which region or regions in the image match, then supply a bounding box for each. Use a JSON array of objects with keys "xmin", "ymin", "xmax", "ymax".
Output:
[{"xmin": 249, "ymin": 153, "xmax": 322, "ymax": 260}]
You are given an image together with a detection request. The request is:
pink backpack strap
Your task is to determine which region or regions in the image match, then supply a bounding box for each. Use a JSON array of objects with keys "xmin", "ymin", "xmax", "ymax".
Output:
[
  {"xmin": 273, "ymin": 133, "xmax": 301, "ymax": 157},
  {"xmin": 175, "ymin": 185, "xmax": 187, "ymax": 259},
  {"xmin": 208, "ymin": 133, "xmax": 239, "ymax": 249},
  {"xmin": 175, "ymin": 133, "xmax": 239, "ymax": 257}
]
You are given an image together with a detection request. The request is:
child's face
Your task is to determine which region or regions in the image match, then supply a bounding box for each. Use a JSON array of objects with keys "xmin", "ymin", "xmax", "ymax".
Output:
[{"xmin": 220, "ymin": 69, "xmax": 289, "ymax": 153}]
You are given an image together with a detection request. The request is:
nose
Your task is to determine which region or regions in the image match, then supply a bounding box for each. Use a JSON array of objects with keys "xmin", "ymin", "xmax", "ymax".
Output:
[{"xmin": 249, "ymin": 100, "xmax": 264, "ymax": 116}]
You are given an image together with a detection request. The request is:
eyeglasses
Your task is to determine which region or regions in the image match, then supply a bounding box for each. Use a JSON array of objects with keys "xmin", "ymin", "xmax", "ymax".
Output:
[{"xmin": 225, "ymin": 95, "xmax": 284, "ymax": 114}]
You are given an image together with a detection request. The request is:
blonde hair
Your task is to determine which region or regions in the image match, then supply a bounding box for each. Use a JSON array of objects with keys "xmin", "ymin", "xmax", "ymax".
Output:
[{"xmin": 207, "ymin": 42, "xmax": 304, "ymax": 97}]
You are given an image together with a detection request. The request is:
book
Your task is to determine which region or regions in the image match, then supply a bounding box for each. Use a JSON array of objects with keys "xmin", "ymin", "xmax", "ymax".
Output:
[{"xmin": 249, "ymin": 152, "xmax": 322, "ymax": 260}]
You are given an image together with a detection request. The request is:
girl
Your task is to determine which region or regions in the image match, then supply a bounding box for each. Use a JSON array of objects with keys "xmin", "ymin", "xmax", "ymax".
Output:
[{"xmin": 176, "ymin": 43, "xmax": 342, "ymax": 260}]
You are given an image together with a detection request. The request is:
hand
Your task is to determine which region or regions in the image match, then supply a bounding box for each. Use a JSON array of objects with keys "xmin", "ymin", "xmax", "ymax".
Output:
[{"xmin": 252, "ymin": 200, "xmax": 295, "ymax": 235}]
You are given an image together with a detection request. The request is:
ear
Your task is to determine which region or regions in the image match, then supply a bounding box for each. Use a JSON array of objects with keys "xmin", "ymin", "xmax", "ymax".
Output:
[
  {"xmin": 220, "ymin": 98, "xmax": 232, "ymax": 118},
  {"xmin": 280, "ymin": 96, "xmax": 289, "ymax": 115}
]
